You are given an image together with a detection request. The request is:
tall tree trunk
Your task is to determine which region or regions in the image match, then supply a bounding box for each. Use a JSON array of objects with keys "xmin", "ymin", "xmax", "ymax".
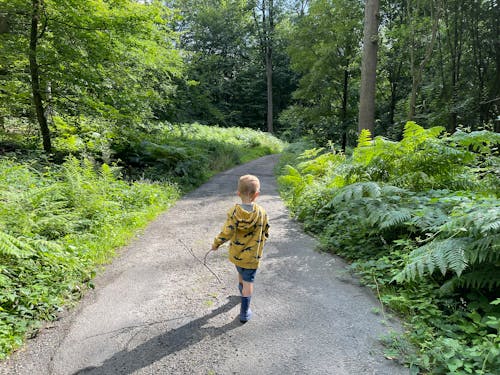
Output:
[
  {"xmin": 341, "ymin": 68, "xmax": 349, "ymax": 151},
  {"xmin": 0, "ymin": 14, "xmax": 8, "ymax": 34},
  {"xmin": 445, "ymin": 0, "xmax": 463, "ymax": 133},
  {"xmin": 470, "ymin": 0, "xmax": 484, "ymax": 127},
  {"xmin": 265, "ymin": 0, "xmax": 274, "ymax": 133},
  {"xmin": 492, "ymin": 0, "xmax": 500, "ymax": 132},
  {"xmin": 388, "ymin": 60, "xmax": 402, "ymax": 129},
  {"xmin": 408, "ymin": 1, "xmax": 440, "ymax": 121},
  {"xmin": 358, "ymin": 0, "xmax": 379, "ymax": 135},
  {"xmin": 29, "ymin": 0, "xmax": 51, "ymax": 153}
]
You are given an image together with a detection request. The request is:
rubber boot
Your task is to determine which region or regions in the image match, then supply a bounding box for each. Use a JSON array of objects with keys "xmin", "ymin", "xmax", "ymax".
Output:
[
  {"xmin": 238, "ymin": 283, "xmax": 243, "ymax": 295},
  {"xmin": 240, "ymin": 296, "xmax": 252, "ymax": 323}
]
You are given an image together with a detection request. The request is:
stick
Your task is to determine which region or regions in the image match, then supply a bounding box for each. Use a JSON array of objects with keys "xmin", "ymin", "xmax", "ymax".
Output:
[{"xmin": 178, "ymin": 239, "xmax": 222, "ymax": 284}]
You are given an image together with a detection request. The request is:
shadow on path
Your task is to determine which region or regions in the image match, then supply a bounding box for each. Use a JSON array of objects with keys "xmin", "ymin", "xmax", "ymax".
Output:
[{"xmin": 73, "ymin": 296, "xmax": 241, "ymax": 375}]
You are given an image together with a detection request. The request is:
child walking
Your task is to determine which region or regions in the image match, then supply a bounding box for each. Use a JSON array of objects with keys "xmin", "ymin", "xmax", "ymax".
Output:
[{"xmin": 211, "ymin": 174, "xmax": 269, "ymax": 323}]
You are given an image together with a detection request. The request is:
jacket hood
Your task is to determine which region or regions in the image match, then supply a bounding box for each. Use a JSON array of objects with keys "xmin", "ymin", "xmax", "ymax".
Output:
[{"xmin": 233, "ymin": 204, "xmax": 264, "ymax": 230}]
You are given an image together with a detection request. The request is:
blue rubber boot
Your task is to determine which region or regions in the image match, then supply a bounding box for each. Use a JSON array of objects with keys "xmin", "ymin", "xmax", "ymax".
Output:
[
  {"xmin": 240, "ymin": 296, "xmax": 252, "ymax": 323},
  {"xmin": 238, "ymin": 283, "xmax": 243, "ymax": 295}
]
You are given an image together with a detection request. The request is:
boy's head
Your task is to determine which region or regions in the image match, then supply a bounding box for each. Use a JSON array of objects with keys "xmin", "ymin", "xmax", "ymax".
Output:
[{"xmin": 237, "ymin": 175, "xmax": 260, "ymax": 201}]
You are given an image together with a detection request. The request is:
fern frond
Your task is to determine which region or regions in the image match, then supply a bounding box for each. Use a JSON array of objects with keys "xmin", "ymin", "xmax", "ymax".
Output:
[
  {"xmin": 467, "ymin": 234, "xmax": 500, "ymax": 264},
  {"xmin": 331, "ymin": 182, "xmax": 382, "ymax": 205},
  {"xmin": 379, "ymin": 209, "xmax": 413, "ymax": 229},
  {"xmin": 393, "ymin": 238, "xmax": 470, "ymax": 283},
  {"xmin": 401, "ymin": 122, "xmax": 444, "ymax": 149},
  {"xmin": 0, "ymin": 231, "xmax": 36, "ymax": 258},
  {"xmin": 440, "ymin": 266, "xmax": 500, "ymax": 292},
  {"xmin": 357, "ymin": 129, "xmax": 372, "ymax": 148},
  {"xmin": 449, "ymin": 130, "xmax": 500, "ymax": 153},
  {"xmin": 278, "ymin": 165, "xmax": 303, "ymax": 188},
  {"xmin": 481, "ymin": 218, "xmax": 500, "ymax": 234},
  {"xmin": 297, "ymin": 147, "xmax": 325, "ymax": 161}
]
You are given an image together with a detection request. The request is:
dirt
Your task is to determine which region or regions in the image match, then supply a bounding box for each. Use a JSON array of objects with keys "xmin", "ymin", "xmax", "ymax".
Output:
[{"xmin": 0, "ymin": 154, "xmax": 408, "ymax": 375}]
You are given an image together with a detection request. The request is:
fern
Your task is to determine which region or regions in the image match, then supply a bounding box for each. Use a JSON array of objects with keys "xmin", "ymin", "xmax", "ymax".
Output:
[
  {"xmin": 468, "ymin": 234, "xmax": 500, "ymax": 264},
  {"xmin": 449, "ymin": 129, "xmax": 500, "ymax": 154},
  {"xmin": 378, "ymin": 209, "xmax": 413, "ymax": 229},
  {"xmin": 440, "ymin": 266, "xmax": 500, "ymax": 292},
  {"xmin": 0, "ymin": 231, "xmax": 36, "ymax": 259},
  {"xmin": 399, "ymin": 247, "xmax": 485, "ymax": 283},
  {"xmin": 393, "ymin": 238, "xmax": 470, "ymax": 283},
  {"xmin": 401, "ymin": 121, "xmax": 445, "ymax": 152},
  {"xmin": 357, "ymin": 129, "xmax": 372, "ymax": 148},
  {"xmin": 394, "ymin": 200, "xmax": 499, "ymax": 289},
  {"xmin": 330, "ymin": 182, "xmax": 382, "ymax": 205}
]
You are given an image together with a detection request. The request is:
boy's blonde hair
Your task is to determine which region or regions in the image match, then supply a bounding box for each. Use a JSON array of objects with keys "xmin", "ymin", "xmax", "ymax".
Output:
[{"xmin": 238, "ymin": 175, "xmax": 260, "ymax": 196}]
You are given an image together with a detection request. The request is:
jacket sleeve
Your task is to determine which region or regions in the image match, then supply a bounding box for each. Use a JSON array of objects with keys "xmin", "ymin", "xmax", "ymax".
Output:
[
  {"xmin": 212, "ymin": 208, "xmax": 236, "ymax": 249},
  {"xmin": 264, "ymin": 214, "xmax": 270, "ymax": 239}
]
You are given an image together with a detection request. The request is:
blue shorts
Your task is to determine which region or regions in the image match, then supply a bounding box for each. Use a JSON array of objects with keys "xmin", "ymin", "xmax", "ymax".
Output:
[{"xmin": 236, "ymin": 266, "xmax": 257, "ymax": 283}]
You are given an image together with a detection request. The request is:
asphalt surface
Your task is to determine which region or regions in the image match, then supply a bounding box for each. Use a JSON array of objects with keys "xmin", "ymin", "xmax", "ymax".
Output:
[{"xmin": 1, "ymin": 154, "xmax": 408, "ymax": 375}]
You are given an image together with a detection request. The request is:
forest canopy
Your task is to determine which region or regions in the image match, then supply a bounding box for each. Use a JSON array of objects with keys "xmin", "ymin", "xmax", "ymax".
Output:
[{"xmin": 2, "ymin": 0, "xmax": 498, "ymax": 155}]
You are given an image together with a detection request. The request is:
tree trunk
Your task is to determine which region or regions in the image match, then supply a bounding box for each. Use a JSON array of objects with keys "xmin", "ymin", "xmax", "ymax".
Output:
[
  {"xmin": 409, "ymin": 1, "xmax": 440, "ymax": 121},
  {"xmin": 493, "ymin": 0, "xmax": 500, "ymax": 132},
  {"xmin": 29, "ymin": 0, "xmax": 51, "ymax": 153},
  {"xmin": 358, "ymin": 0, "xmax": 379, "ymax": 135},
  {"xmin": 266, "ymin": 50, "xmax": 273, "ymax": 133},
  {"xmin": 266, "ymin": 0, "xmax": 274, "ymax": 133},
  {"xmin": 341, "ymin": 68, "xmax": 349, "ymax": 151},
  {"xmin": 0, "ymin": 14, "xmax": 9, "ymax": 34}
]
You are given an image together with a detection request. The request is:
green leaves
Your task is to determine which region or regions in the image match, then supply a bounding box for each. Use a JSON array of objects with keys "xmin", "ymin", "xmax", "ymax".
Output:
[
  {"xmin": 278, "ymin": 124, "xmax": 500, "ymax": 374},
  {"xmin": 1, "ymin": 0, "xmax": 183, "ymax": 145}
]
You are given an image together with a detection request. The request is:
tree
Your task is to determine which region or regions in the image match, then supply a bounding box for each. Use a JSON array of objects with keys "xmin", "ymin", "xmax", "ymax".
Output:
[
  {"xmin": 29, "ymin": 0, "xmax": 51, "ymax": 152},
  {"xmin": 283, "ymin": 0, "xmax": 362, "ymax": 145},
  {"xmin": 1, "ymin": 0, "xmax": 183, "ymax": 152},
  {"xmin": 407, "ymin": 0, "xmax": 440, "ymax": 121},
  {"xmin": 253, "ymin": 0, "xmax": 276, "ymax": 133},
  {"xmin": 172, "ymin": 0, "xmax": 295, "ymax": 130},
  {"xmin": 172, "ymin": 0, "xmax": 258, "ymax": 126},
  {"xmin": 358, "ymin": 0, "xmax": 379, "ymax": 134}
]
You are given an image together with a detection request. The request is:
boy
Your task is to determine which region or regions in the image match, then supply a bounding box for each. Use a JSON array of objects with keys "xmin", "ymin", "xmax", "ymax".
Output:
[{"xmin": 211, "ymin": 174, "xmax": 269, "ymax": 323}]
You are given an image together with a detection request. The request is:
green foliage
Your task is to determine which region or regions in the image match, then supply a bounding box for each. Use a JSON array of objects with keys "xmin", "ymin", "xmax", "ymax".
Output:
[
  {"xmin": 282, "ymin": 0, "xmax": 362, "ymax": 144},
  {"xmin": 114, "ymin": 122, "xmax": 284, "ymax": 188},
  {"xmin": 171, "ymin": 0, "xmax": 296, "ymax": 129},
  {"xmin": 395, "ymin": 198, "xmax": 500, "ymax": 291},
  {"xmin": 278, "ymin": 123, "xmax": 500, "ymax": 374},
  {"xmin": 0, "ymin": 122, "xmax": 283, "ymax": 358},
  {"xmin": 0, "ymin": 0, "xmax": 182, "ymax": 146}
]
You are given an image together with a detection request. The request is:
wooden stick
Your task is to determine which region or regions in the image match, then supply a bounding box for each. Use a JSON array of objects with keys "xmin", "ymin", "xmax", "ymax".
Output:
[{"xmin": 179, "ymin": 239, "xmax": 222, "ymax": 284}]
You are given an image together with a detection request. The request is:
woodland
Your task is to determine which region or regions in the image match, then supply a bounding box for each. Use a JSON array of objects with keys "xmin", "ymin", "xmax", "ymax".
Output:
[{"xmin": 0, "ymin": 0, "xmax": 499, "ymax": 374}]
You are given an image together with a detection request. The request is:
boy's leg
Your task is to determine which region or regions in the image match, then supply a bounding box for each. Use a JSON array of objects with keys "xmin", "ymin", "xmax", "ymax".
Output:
[
  {"xmin": 236, "ymin": 267, "xmax": 257, "ymax": 322},
  {"xmin": 241, "ymin": 281, "xmax": 253, "ymax": 297},
  {"xmin": 238, "ymin": 273, "xmax": 243, "ymax": 294}
]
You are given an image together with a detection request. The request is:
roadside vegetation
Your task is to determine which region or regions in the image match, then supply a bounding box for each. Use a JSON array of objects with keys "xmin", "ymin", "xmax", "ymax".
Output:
[
  {"xmin": 277, "ymin": 122, "xmax": 499, "ymax": 375},
  {"xmin": 2, "ymin": 0, "xmax": 497, "ymax": 370},
  {"xmin": 0, "ymin": 122, "xmax": 283, "ymax": 358}
]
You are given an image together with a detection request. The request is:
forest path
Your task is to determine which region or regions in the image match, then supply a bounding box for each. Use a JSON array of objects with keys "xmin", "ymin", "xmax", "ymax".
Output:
[{"xmin": 1, "ymin": 155, "xmax": 407, "ymax": 375}]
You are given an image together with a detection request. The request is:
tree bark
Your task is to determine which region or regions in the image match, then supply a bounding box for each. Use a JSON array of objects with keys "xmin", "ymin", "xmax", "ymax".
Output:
[
  {"xmin": 408, "ymin": 1, "xmax": 440, "ymax": 121},
  {"xmin": 341, "ymin": 69, "xmax": 349, "ymax": 151},
  {"xmin": 0, "ymin": 14, "xmax": 9, "ymax": 34},
  {"xmin": 29, "ymin": 0, "xmax": 51, "ymax": 153},
  {"xmin": 358, "ymin": 0, "xmax": 379, "ymax": 135},
  {"xmin": 265, "ymin": 0, "xmax": 274, "ymax": 133}
]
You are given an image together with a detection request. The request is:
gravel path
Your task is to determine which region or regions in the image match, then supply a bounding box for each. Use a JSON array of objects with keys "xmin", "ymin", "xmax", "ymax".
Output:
[{"xmin": 1, "ymin": 154, "xmax": 407, "ymax": 375}]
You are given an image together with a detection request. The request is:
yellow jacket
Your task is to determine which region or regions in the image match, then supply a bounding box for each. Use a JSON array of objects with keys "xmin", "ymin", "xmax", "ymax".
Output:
[{"xmin": 213, "ymin": 203, "xmax": 269, "ymax": 269}]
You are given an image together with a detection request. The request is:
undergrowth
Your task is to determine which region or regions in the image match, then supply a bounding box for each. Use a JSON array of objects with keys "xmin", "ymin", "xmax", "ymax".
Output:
[
  {"xmin": 0, "ymin": 122, "xmax": 283, "ymax": 358},
  {"xmin": 277, "ymin": 122, "xmax": 500, "ymax": 374}
]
